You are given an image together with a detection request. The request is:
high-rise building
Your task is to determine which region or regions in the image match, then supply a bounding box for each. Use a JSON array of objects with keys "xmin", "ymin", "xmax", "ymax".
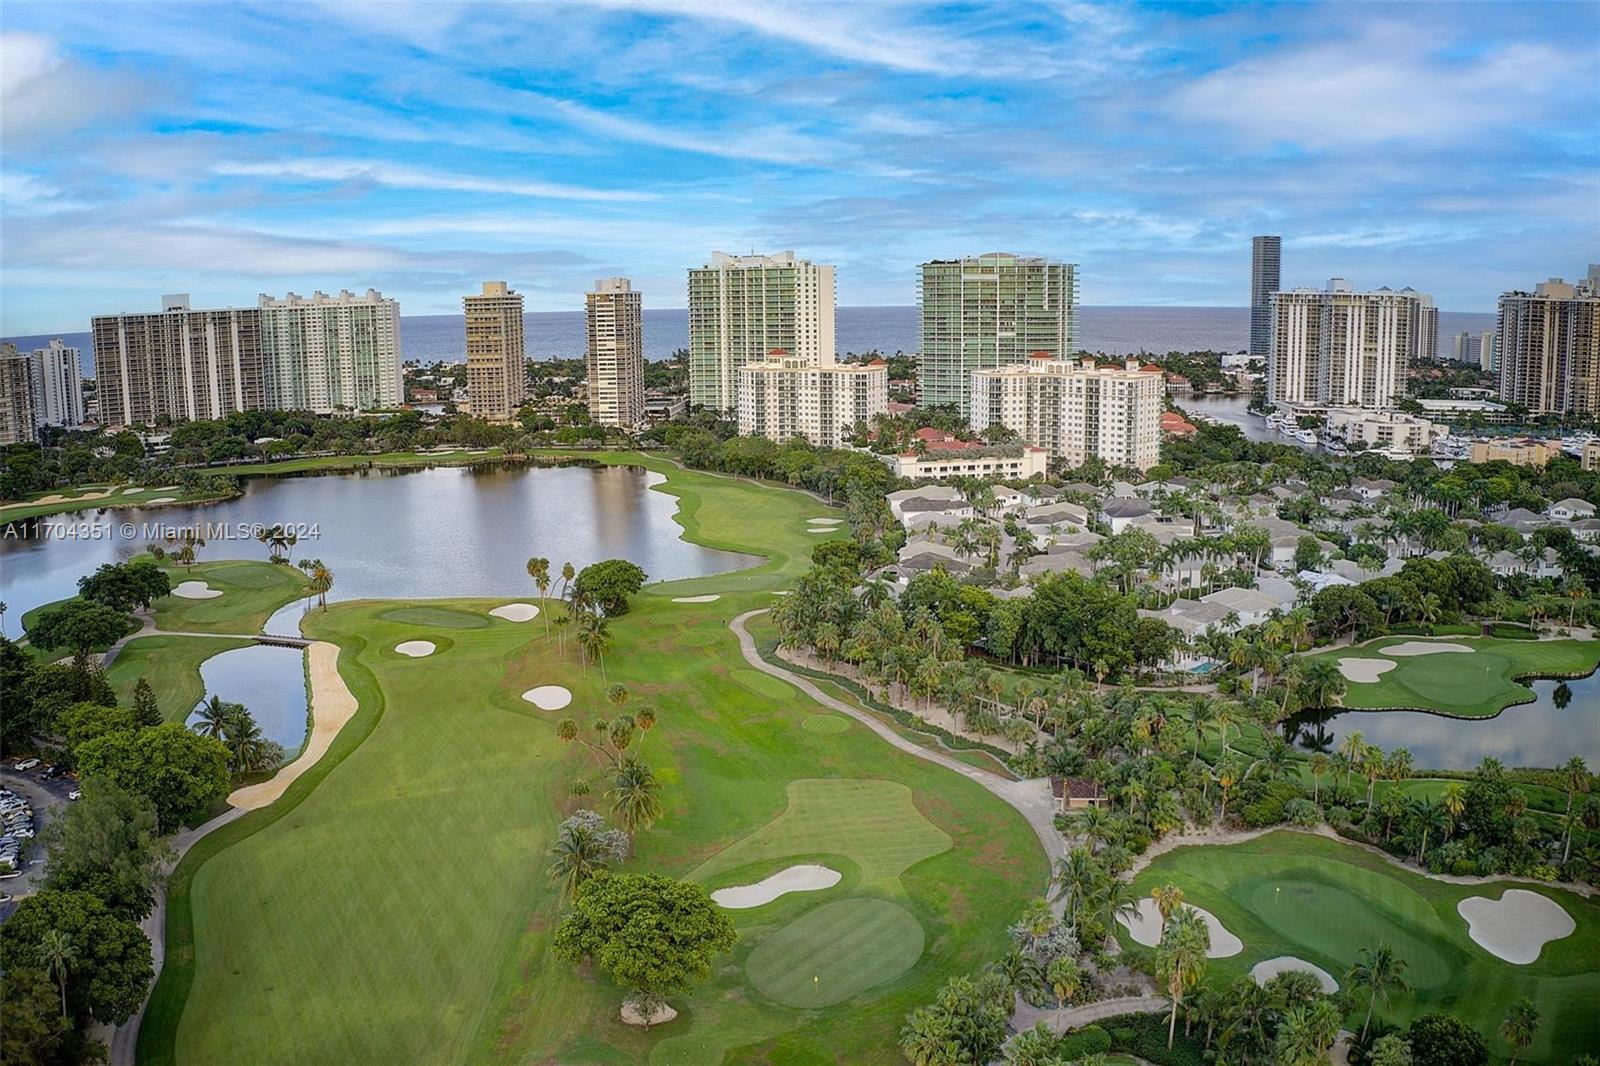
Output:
[
  {"xmin": 29, "ymin": 339, "xmax": 85, "ymax": 427},
  {"xmin": 736, "ymin": 352, "xmax": 887, "ymax": 448},
  {"xmin": 687, "ymin": 251, "xmax": 835, "ymax": 413},
  {"xmin": 1250, "ymin": 236, "xmax": 1282, "ymax": 359},
  {"xmin": 1479, "ymin": 330, "xmax": 1498, "ymax": 373},
  {"xmin": 1496, "ymin": 269, "xmax": 1600, "ymax": 417},
  {"xmin": 92, "ymin": 295, "xmax": 266, "ymax": 427},
  {"xmin": 1452, "ymin": 332, "xmax": 1478, "ymax": 364},
  {"xmin": 0, "ymin": 344, "xmax": 38, "ymax": 445},
  {"xmin": 969, "ymin": 355, "xmax": 1164, "ymax": 471},
  {"xmin": 463, "ymin": 281, "xmax": 527, "ymax": 422},
  {"xmin": 919, "ymin": 253, "xmax": 1077, "ymax": 415},
  {"xmin": 585, "ymin": 278, "xmax": 644, "ymax": 428},
  {"xmin": 1267, "ymin": 280, "xmax": 1434, "ymax": 410},
  {"xmin": 258, "ymin": 290, "xmax": 402, "ymax": 413}
]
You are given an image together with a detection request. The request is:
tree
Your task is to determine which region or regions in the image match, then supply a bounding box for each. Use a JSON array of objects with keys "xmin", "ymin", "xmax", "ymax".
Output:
[
  {"xmin": 576, "ymin": 610, "xmax": 613, "ymax": 681},
  {"xmin": 1151, "ymin": 882, "xmax": 1184, "ymax": 923},
  {"xmin": 192, "ymin": 694, "xmax": 238, "ymax": 740},
  {"xmin": 77, "ymin": 558, "xmax": 171, "ymax": 614},
  {"xmin": 899, "ymin": 974, "xmax": 1008, "ymax": 1066},
  {"xmin": 44, "ymin": 777, "xmax": 171, "ymax": 919},
  {"xmin": 1158, "ymin": 907, "xmax": 1210, "ymax": 1049},
  {"xmin": 298, "ymin": 558, "xmax": 334, "ymax": 609},
  {"xmin": 0, "ymin": 889, "xmax": 153, "ymax": 1025},
  {"xmin": 1405, "ymin": 1012, "xmax": 1487, "ymax": 1066},
  {"xmin": 527, "ymin": 556, "xmax": 551, "ymax": 638},
  {"xmin": 547, "ymin": 809, "xmax": 629, "ymax": 899},
  {"xmin": 1045, "ymin": 955, "xmax": 1082, "ymax": 1029},
  {"xmin": 1, "ymin": 966, "xmax": 94, "ymax": 1066},
  {"xmin": 553, "ymin": 873, "xmax": 736, "ymax": 1008},
  {"xmin": 59, "ymin": 701, "xmax": 138, "ymax": 759},
  {"xmin": 39, "ymin": 929, "xmax": 75, "ymax": 1018},
  {"xmin": 1347, "ymin": 944, "xmax": 1409, "ymax": 1041},
  {"xmin": 218, "ymin": 706, "xmax": 283, "ymax": 776},
  {"xmin": 1274, "ymin": 999, "xmax": 1342, "ymax": 1066},
  {"xmin": 75, "ymin": 723, "xmax": 230, "ymax": 832},
  {"xmin": 1369, "ymin": 1034, "xmax": 1413, "ymax": 1066},
  {"xmin": 131, "ymin": 677, "xmax": 162, "ymax": 728},
  {"xmin": 607, "ymin": 756, "xmax": 663, "ymax": 834},
  {"xmin": 573, "ymin": 560, "xmax": 648, "ymax": 616},
  {"xmin": 1499, "ymin": 998, "xmax": 1539, "ymax": 1066},
  {"xmin": 26, "ymin": 600, "xmax": 130, "ymax": 657}
]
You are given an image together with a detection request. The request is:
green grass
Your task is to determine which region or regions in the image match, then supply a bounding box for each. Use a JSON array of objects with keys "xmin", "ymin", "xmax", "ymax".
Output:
[
  {"xmin": 152, "ymin": 560, "xmax": 311, "ymax": 635},
  {"xmin": 1127, "ymin": 830, "xmax": 1600, "ymax": 1063},
  {"xmin": 379, "ymin": 605, "xmax": 491, "ymax": 629},
  {"xmin": 1305, "ymin": 635, "xmax": 1600, "ymax": 717},
  {"xmin": 202, "ymin": 448, "xmax": 507, "ymax": 479},
  {"xmin": 745, "ymin": 898, "xmax": 925, "ymax": 1007},
  {"xmin": 140, "ymin": 453, "xmax": 1046, "ymax": 1066},
  {"xmin": 0, "ymin": 483, "xmax": 230, "ymax": 522},
  {"xmin": 800, "ymin": 714, "xmax": 850, "ymax": 735},
  {"xmin": 104, "ymin": 635, "xmax": 252, "ymax": 721}
]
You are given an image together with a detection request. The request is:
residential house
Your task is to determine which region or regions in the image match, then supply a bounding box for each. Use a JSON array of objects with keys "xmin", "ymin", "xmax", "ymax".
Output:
[
  {"xmin": 1549, "ymin": 498, "xmax": 1597, "ymax": 522},
  {"xmin": 1101, "ymin": 496, "xmax": 1153, "ymax": 532},
  {"xmin": 1051, "ymin": 776, "xmax": 1107, "ymax": 812}
]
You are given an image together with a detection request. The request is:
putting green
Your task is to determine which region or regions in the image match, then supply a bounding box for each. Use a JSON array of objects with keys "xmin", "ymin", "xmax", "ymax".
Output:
[
  {"xmin": 746, "ymin": 898, "xmax": 924, "ymax": 1007},
  {"xmin": 801, "ymin": 714, "xmax": 851, "ymax": 735},
  {"xmin": 379, "ymin": 605, "xmax": 490, "ymax": 629}
]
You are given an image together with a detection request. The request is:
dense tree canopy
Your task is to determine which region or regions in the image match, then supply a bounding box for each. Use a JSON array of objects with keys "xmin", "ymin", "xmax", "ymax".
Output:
[
  {"xmin": 0, "ymin": 889, "xmax": 153, "ymax": 1025},
  {"xmin": 25, "ymin": 600, "xmax": 131, "ymax": 656},
  {"xmin": 75, "ymin": 724, "xmax": 230, "ymax": 832},
  {"xmin": 44, "ymin": 777, "xmax": 171, "ymax": 919},
  {"xmin": 573, "ymin": 560, "xmax": 649, "ymax": 617},
  {"xmin": 77, "ymin": 558, "xmax": 171, "ymax": 613},
  {"xmin": 553, "ymin": 873, "xmax": 736, "ymax": 999}
]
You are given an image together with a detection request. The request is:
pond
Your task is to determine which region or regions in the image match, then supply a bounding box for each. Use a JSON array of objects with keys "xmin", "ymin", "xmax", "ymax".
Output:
[
  {"xmin": 187, "ymin": 644, "xmax": 309, "ymax": 757},
  {"xmin": 1285, "ymin": 671, "xmax": 1600, "ymax": 770}
]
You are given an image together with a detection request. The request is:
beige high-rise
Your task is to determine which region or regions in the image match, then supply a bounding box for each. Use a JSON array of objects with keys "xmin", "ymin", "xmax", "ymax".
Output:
[
  {"xmin": 1267, "ymin": 280, "xmax": 1432, "ymax": 410},
  {"xmin": 464, "ymin": 281, "xmax": 526, "ymax": 422},
  {"xmin": 586, "ymin": 278, "xmax": 644, "ymax": 428},
  {"xmin": 1497, "ymin": 269, "xmax": 1600, "ymax": 416},
  {"xmin": 0, "ymin": 343, "xmax": 38, "ymax": 445},
  {"xmin": 969, "ymin": 356, "xmax": 1163, "ymax": 471}
]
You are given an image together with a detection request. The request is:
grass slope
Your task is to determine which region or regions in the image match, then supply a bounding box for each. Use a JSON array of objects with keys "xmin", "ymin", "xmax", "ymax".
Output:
[
  {"xmin": 142, "ymin": 452, "xmax": 1046, "ymax": 1066},
  {"xmin": 1127, "ymin": 830, "xmax": 1600, "ymax": 1062},
  {"xmin": 1306, "ymin": 635, "xmax": 1599, "ymax": 717},
  {"xmin": 152, "ymin": 560, "xmax": 311, "ymax": 634},
  {"xmin": 104, "ymin": 635, "xmax": 252, "ymax": 721}
]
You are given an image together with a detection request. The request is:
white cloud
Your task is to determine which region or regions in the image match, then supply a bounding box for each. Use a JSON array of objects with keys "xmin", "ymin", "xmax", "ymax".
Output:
[
  {"xmin": 519, "ymin": 91, "xmax": 832, "ymax": 165},
  {"xmin": 0, "ymin": 32, "xmax": 164, "ymax": 145},
  {"xmin": 211, "ymin": 159, "xmax": 654, "ymax": 202}
]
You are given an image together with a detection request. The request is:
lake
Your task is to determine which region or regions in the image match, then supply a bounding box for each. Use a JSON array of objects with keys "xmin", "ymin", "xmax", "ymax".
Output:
[
  {"xmin": 187, "ymin": 644, "xmax": 310, "ymax": 755},
  {"xmin": 1285, "ymin": 671, "xmax": 1599, "ymax": 771}
]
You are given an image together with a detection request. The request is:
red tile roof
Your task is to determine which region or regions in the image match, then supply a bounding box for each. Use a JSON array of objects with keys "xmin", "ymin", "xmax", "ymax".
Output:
[{"xmin": 1050, "ymin": 776, "xmax": 1102, "ymax": 800}]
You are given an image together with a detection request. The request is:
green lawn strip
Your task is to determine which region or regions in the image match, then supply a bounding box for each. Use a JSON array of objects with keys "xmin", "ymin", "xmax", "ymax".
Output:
[
  {"xmin": 104, "ymin": 635, "xmax": 253, "ymax": 721},
  {"xmin": 0, "ymin": 485, "xmax": 230, "ymax": 522},
  {"xmin": 152, "ymin": 559, "xmax": 311, "ymax": 634},
  {"xmin": 1304, "ymin": 636, "xmax": 1600, "ymax": 717},
  {"xmin": 1126, "ymin": 829, "xmax": 1600, "ymax": 1063},
  {"xmin": 202, "ymin": 448, "xmax": 507, "ymax": 479}
]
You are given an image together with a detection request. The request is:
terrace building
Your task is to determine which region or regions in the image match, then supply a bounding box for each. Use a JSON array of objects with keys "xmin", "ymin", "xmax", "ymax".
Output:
[
  {"xmin": 1495, "ymin": 268, "xmax": 1600, "ymax": 416},
  {"xmin": 969, "ymin": 356, "xmax": 1163, "ymax": 471},
  {"xmin": 1267, "ymin": 279, "xmax": 1435, "ymax": 410},
  {"xmin": 258, "ymin": 289, "xmax": 403, "ymax": 413},
  {"xmin": 463, "ymin": 281, "xmax": 527, "ymax": 423},
  {"xmin": 92, "ymin": 294, "xmax": 267, "ymax": 427},
  {"xmin": 879, "ymin": 428, "xmax": 1048, "ymax": 481},
  {"xmin": 736, "ymin": 352, "xmax": 887, "ymax": 448},
  {"xmin": 0, "ymin": 344, "xmax": 38, "ymax": 444},
  {"xmin": 30, "ymin": 339, "xmax": 86, "ymax": 427}
]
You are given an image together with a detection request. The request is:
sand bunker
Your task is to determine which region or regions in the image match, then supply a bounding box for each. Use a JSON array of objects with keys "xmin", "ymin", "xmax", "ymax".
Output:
[
  {"xmin": 171, "ymin": 581, "xmax": 223, "ymax": 599},
  {"xmin": 489, "ymin": 603, "xmax": 540, "ymax": 622},
  {"xmin": 145, "ymin": 496, "xmax": 178, "ymax": 504},
  {"xmin": 395, "ymin": 640, "xmax": 436, "ymax": 657},
  {"xmin": 1118, "ymin": 898, "xmax": 1243, "ymax": 958},
  {"xmin": 1383, "ymin": 641, "xmax": 1473, "ymax": 657},
  {"xmin": 620, "ymin": 1000, "xmax": 677, "ymax": 1027},
  {"xmin": 1338, "ymin": 657, "xmax": 1396, "ymax": 683},
  {"xmin": 711, "ymin": 864, "xmax": 842, "ymax": 908},
  {"xmin": 806, "ymin": 528, "xmax": 836, "ymax": 534},
  {"xmin": 522, "ymin": 685, "xmax": 572, "ymax": 710},
  {"xmin": 808, "ymin": 518, "xmax": 844, "ymax": 526},
  {"xmin": 1457, "ymin": 889, "xmax": 1575, "ymax": 964},
  {"xmin": 1252, "ymin": 956, "xmax": 1338, "ymax": 993},
  {"xmin": 671, "ymin": 595, "xmax": 721, "ymax": 603}
]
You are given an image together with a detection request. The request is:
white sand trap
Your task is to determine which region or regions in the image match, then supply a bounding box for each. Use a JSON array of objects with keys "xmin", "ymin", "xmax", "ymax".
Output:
[
  {"xmin": 771, "ymin": 590, "xmax": 791, "ymax": 595},
  {"xmin": 170, "ymin": 580, "xmax": 222, "ymax": 599},
  {"xmin": 145, "ymin": 496, "xmax": 178, "ymax": 504},
  {"xmin": 154, "ymin": 485, "xmax": 179, "ymax": 491},
  {"xmin": 806, "ymin": 528, "xmax": 836, "ymax": 534},
  {"xmin": 1383, "ymin": 640, "xmax": 1473, "ymax": 657},
  {"xmin": 522, "ymin": 685, "xmax": 572, "ymax": 710},
  {"xmin": 671, "ymin": 594, "xmax": 721, "ymax": 603},
  {"xmin": 808, "ymin": 517, "xmax": 844, "ymax": 525},
  {"xmin": 489, "ymin": 602, "xmax": 540, "ymax": 622},
  {"xmin": 395, "ymin": 640, "xmax": 435, "ymax": 657},
  {"xmin": 1457, "ymin": 889, "xmax": 1575, "ymax": 964},
  {"xmin": 1338, "ymin": 657, "xmax": 1396, "ymax": 683},
  {"xmin": 1252, "ymin": 956, "xmax": 1339, "ymax": 993},
  {"xmin": 1117, "ymin": 898, "xmax": 1243, "ymax": 958},
  {"xmin": 122, "ymin": 486, "xmax": 143, "ymax": 495},
  {"xmin": 711, "ymin": 864, "xmax": 842, "ymax": 908}
]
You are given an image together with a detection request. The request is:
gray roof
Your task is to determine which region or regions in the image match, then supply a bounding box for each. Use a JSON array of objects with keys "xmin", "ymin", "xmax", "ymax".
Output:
[{"xmin": 1102, "ymin": 498, "xmax": 1153, "ymax": 518}]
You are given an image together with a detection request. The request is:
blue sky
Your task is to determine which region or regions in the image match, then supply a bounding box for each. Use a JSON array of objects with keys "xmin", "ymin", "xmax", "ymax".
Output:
[{"xmin": 1, "ymin": 0, "xmax": 1596, "ymax": 333}]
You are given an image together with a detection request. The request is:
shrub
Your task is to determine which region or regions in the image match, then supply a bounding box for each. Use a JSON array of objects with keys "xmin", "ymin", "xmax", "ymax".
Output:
[
  {"xmin": 1283, "ymin": 797, "xmax": 1320, "ymax": 826},
  {"xmin": 1406, "ymin": 1012, "xmax": 1487, "ymax": 1066},
  {"xmin": 1104, "ymin": 1012, "xmax": 1208, "ymax": 1066},
  {"xmin": 1057, "ymin": 1025, "xmax": 1111, "ymax": 1059},
  {"xmin": 1241, "ymin": 781, "xmax": 1302, "ymax": 828}
]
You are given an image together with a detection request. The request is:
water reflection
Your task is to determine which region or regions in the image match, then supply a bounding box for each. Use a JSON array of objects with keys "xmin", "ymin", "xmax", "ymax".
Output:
[{"xmin": 186, "ymin": 644, "xmax": 309, "ymax": 756}]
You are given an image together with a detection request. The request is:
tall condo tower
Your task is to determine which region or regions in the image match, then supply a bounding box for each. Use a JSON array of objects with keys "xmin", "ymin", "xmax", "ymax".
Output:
[
  {"xmin": 92, "ymin": 294, "xmax": 266, "ymax": 427},
  {"xmin": 586, "ymin": 278, "xmax": 645, "ymax": 428},
  {"xmin": 918, "ymin": 253, "xmax": 1077, "ymax": 416},
  {"xmin": 258, "ymin": 289, "xmax": 403, "ymax": 413},
  {"xmin": 1496, "ymin": 267, "xmax": 1600, "ymax": 416},
  {"xmin": 0, "ymin": 344, "xmax": 38, "ymax": 444},
  {"xmin": 1250, "ymin": 235, "xmax": 1282, "ymax": 360},
  {"xmin": 687, "ymin": 251, "xmax": 835, "ymax": 413},
  {"xmin": 1267, "ymin": 279, "xmax": 1433, "ymax": 410},
  {"xmin": 31, "ymin": 339, "xmax": 85, "ymax": 427},
  {"xmin": 463, "ymin": 281, "xmax": 527, "ymax": 422}
]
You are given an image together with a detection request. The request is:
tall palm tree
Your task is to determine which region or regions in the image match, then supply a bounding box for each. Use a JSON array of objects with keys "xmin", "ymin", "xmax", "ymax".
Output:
[
  {"xmin": 1346, "ymin": 944, "xmax": 1409, "ymax": 1041},
  {"xmin": 1045, "ymin": 955, "xmax": 1083, "ymax": 1030},
  {"xmin": 608, "ymin": 757, "xmax": 662, "ymax": 833},
  {"xmin": 1151, "ymin": 883, "xmax": 1185, "ymax": 924},
  {"xmin": 577, "ymin": 611, "xmax": 613, "ymax": 683},
  {"xmin": 527, "ymin": 556, "xmax": 551, "ymax": 638},
  {"xmin": 1500, "ymin": 998, "xmax": 1539, "ymax": 1066},
  {"xmin": 559, "ymin": 561, "xmax": 576, "ymax": 603},
  {"xmin": 193, "ymin": 694, "xmax": 234, "ymax": 739},
  {"xmin": 39, "ymin": 928, "xmax": 74, "ymax": 1017},
  {"xmin": 1159, "ymin": 908, "xmax": 1211, "ymax": 1050},
  {"xmin": 548, "ymin": 820, "xmax": 612, "ymax": 898},
  {"xmin": 1051, "ymin": 846, "xmax": 1099, "ymax": 924},
  {"xmin": 1273, "ymin": 1000, "xmax": 1342, "ymax": 1066},
  {"xmin": 1308, "ymin": 752, "xmax": 1330, "ymax": 806}
]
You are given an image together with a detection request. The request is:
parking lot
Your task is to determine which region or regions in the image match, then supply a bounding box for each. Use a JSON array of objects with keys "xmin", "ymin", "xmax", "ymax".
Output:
[{"xmin": 0, "ymin": 766, "xmax": 74, "ymax": 919}]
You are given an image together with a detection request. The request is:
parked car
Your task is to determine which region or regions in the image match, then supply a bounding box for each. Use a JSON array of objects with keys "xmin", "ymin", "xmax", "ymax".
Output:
[
  {"xmin": 41, "ymin": 766, "xmax": 64, "ymax": 780},
  {"xmin": 14, "ymin": 759, "xmax": 40, "ymax": 772},
  {"xmin": 68, "ymin": 790, "xmax": 81, "ymax": 801}
]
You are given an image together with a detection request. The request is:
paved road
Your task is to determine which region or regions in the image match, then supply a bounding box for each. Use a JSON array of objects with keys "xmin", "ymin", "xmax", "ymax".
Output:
[
  {"xmin": 1009, "ymin": 992, "xmax": 1168, "ymax": 1035},
  {"xmin": 729, "ymin": 610, "xmax": 1066, "ymax": 880}
]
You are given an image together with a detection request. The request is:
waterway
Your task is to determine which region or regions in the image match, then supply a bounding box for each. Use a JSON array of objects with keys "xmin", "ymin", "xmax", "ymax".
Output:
[
  {"xmin": 1285, "ymin": 672, "xmax": 1599, "ymax": 771},
  {"xmin": 1174, "ymin": 392, "xmax": 1324, "ymax": 451},
  {"xmin": 186, "ymin": 644, "xmax": 309, "ymax": 755}
]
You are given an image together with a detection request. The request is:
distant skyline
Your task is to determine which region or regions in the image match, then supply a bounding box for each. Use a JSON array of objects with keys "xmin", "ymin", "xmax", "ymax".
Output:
[{"xmin": 2, "ymin": 1, "xmax": 1596, "ymax": 334}]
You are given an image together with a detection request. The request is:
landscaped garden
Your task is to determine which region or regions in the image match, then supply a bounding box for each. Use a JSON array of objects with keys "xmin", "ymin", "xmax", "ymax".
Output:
[
  {"xmin": 1125, "ymin": 829, "xmax": 1600, "ymax": 1062},
  {"xmin": 1304, "ymin": 634, "xmax": 1599, "ymax": 717}
]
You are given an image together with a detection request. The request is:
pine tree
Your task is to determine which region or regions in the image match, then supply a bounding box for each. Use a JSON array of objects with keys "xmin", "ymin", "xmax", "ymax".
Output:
[{"xmin": 132, "ymin": 678, "xmax": 162, "ymax": 728}]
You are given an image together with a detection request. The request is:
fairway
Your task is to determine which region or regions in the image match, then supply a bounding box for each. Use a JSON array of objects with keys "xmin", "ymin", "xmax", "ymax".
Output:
[
  {"xmin": 746, "ymin": 898, "xmax": 925, "ymax": 1007},
  {"xmin": 1307, "ymin": 635, "xmax": 1599, "ymax": 717},
  {"xmin": 1128, "ymin": 830, "xmax": 1600, "ymax": 1062},
  {"xmin": 105, "ymin": 635, "xmax": 252, "ymax": 721},
  {"xmin": 141, "ymin": 454, "xmax": 1046, "ymax": 1066},
  {"xmin": 152, "ymin": 560, "xmax": 311, "ymax": 634}
]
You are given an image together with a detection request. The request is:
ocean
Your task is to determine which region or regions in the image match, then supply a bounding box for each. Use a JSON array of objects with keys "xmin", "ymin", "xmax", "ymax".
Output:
[{"xmin": 6, "ymin": 306, "xmax": 1496, "ymax": 372}]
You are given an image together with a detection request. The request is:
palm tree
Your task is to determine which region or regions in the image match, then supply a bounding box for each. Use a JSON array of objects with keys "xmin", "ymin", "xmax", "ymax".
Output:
[
  {"xmin": 1052, "ymin": 846, "xmax": 1099, "ymax": 924},
  {"xmin": 986, "ymin": 949, "xmax": 1043, "ymax": 1004},
  {"xmin": 39, "ymin": 928, "xmax": 74, "ymax": 1017},
  {"xmin": 1308, "ymin": 752, "xmax": 1329, "ymax": 807},
  {"xmin": 1045, "ymin": 955, "xmax": 1083, "ymax": 1029},
  {"xmin": 559, "ymin": 561, "xmax": 576, "ymax": 603},
  {"xmin": 221, "ymin": 710, "xmax": 281, "ymax": 775},
  {"xmin": 608, "ymin": 757, "xmax": 662, "ymax": 833},
  {"xmin": 1500, "ymin": 998, "xmax": 1539, "ymax": 1066},
  {"xmin": 1274, "ymin": 1000, "xmax": 1342, "ymax": 1066},
  {"xmin": 1159, "ymin": 908, "xmax": 1211, "ymax": 1050},
  {"xmin": 1152, "ymin": 883, "xmax": 1185, "ymax": 924},
  {"xmin": 548, "ymin": 820, "xmax": 613, "ymax": 899},
  {"xmin": 527, "ymin": 556, "xmax": 551, "ymax": 638},
  {"xmin": 1440, "ymin": 782, "xmax": 1466, "ymax": 840},
  {"xmin": 1339, "ymin": 730, "xmax": 1366, "ymax": 791},
  {"xmin": 1, "ymin": 599, "xmax": 8, "ymax": 636},
  {"xmin": 193, "ymin": 694, "xmax": 234, "ymax": 738},
  {"xmin": 576, "ymin": 611, "xmax": 612, "ymax": 682},
  {"xmin": 1346, "ymin": 944, "xmax": 1409, "ymax": 1041}
]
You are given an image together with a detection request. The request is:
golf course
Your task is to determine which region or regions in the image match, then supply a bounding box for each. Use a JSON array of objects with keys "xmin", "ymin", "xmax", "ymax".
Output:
[
  {"xmin": 134, "ymin": 455, "xmax": 1048, "ymax": 1065},
  {"xmin": 1126, "ymin": 830, "xmax": 1600, "ymax": 1062}
]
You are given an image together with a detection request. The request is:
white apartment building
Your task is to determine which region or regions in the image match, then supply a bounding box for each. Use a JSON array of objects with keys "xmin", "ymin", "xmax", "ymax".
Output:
[
  {"xmin": 258, "ymin": 289, "xmax": 403, "ymax": 413},
  {"xmin": 969, "ymin": 356, "xmax": 1164, "ymax": 471},
  {"xmin": 688, "ymin": 251, "xmax": 835, "ymax": 413},
  {"xmin": 586, "ymin": 278, "xmax": 645, "ymax": 428},
  {"xmin": 736, "ymin": 352, "xmax": 886, "ymax": 448},
  {"xmin": 1268, "ymin": 280, "xmax": 1434, "ymax": 410},
  {"xmin": 1322, "ymin": 408, "xmax": 1446, "ymax": 455},
  {"xmin": 29, "ymin": 339, "xmax": 85, "ymax": 427},
  {"xmin": 882, "ymin": 443, "xmax": 1048, "ymax": 481},
  {"xmin": 93, "ymin": 294, "xmax": 267, "ymax": 427}
]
